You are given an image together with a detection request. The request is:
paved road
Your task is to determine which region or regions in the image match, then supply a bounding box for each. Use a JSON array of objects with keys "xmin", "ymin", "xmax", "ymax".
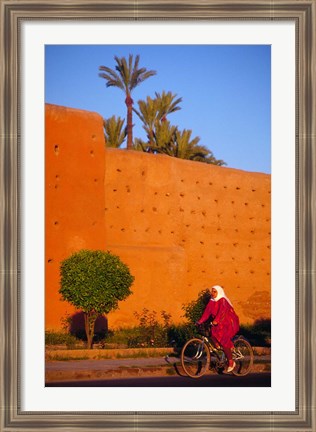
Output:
[{"xmin": 46, "ymin": 372, "xmax": 271, "ymax": 387}]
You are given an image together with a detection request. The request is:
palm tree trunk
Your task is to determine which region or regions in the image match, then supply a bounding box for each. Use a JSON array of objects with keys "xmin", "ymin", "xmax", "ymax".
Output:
[{"xmin": 125, "ymin": 95, "xmax": 133, "ymax": 150}]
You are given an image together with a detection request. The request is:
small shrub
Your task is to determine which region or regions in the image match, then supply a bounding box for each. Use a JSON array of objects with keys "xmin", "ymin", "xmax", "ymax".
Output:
[
  {"xmin": 239, "ymin": 319, "xmax": 271, "ymax": 347},
  {"xmin": 182, "ymin": 288, "xmax": 211, "ymax": 324},
  {"xmin": 45, "ymin": 331, "xmax": 78, "ymax": 348}
]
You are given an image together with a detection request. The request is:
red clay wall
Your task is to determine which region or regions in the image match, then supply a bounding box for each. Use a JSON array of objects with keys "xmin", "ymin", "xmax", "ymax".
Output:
[
  {"xmin": 45, "ymin": 104, "xmax": 107, "ymax": 328},
  {"xmin": 45, "ymin": 104, "xmax": 271, "ymax": 330}
]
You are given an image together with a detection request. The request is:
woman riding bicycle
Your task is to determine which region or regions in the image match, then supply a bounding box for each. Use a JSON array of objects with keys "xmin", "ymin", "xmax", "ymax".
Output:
[{"xmin": 196, "ymin": 285, "xmax": 240, "ymax": 373}]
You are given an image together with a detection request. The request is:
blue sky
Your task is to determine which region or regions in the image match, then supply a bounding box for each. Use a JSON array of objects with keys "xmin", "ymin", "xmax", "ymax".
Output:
[{"xmin": 45, "ymin": 45, "xmax": 271, "ymax": 173}]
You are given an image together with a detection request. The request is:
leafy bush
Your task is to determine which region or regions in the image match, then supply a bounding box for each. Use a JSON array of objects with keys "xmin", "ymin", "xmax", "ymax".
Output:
[
  {"xmin": 45, "ymin": 331, "xmax": 78, "ymax": 348},
  {"xmin": 182, "ymin": 288, "xmax": 212, "ymax": 324},
  {"xmin": 239, "ymin": 319, "xmax": 271, "ymax": 347},
  {"xmin": 167, "ymin": 323, "xmax": 196, "ymax": 348}
]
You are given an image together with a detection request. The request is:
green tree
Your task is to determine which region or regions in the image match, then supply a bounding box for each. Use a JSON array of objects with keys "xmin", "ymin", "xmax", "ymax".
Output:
[
  {"xmin": 99, "ymin": 54, "xmax": 156, "ymax": 150},
  {"xmin": 103, "ymin": 115, "xmax": 126, "ymax": 148},
  {"xmin": 59, "ymin": 250, "xmax": 134, "ymax": 349}
]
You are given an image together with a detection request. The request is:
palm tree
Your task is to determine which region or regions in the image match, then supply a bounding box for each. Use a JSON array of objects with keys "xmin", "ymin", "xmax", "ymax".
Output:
[
  {"xmin": 133, "ymin": 95, "xmax": 158, "ymax": 149},
  {"xmin": 99, "ymin": 54, "xmax": 156, "ymax": 150},
  {"xmin": 103, "ymin": 115, "xmax": 127, "ymax": 148},
  {"xmin": 161, "ymin": 128, "xmax": 227, "ymax": 165},
  {"xmin": 133, "ymin": 90, "xmax": 182, "ymax": 151},
  {"xmin": 154, "ymin": 90, "xmax": 182, "ymax": 122}
]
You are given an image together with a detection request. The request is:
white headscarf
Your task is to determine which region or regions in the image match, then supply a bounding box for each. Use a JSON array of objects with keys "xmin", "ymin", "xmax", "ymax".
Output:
[{"xmin": 211, "ymin": 285, "xmax": 233, "ymax": 307}]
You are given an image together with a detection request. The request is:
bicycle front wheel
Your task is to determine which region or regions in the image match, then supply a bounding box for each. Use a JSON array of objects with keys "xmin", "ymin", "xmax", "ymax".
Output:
[
  {"xmin": 232, "ymin": 336, "xmax": 254, "ymax": 376},
  {"xmin": 181, "ymin": 338, "xmax": 210, "ymax": 378}
]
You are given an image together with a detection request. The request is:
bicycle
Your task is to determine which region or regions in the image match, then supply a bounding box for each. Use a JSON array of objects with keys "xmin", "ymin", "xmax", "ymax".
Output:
[{"xmin": 180, "ymin": 324, "xmax": 254, "ymax": 379}]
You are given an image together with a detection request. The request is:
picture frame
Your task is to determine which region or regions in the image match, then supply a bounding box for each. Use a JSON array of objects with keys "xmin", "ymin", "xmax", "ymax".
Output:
[{"xmin": 1, "ymin": 0, "xmax": 315, "ymax": 430}]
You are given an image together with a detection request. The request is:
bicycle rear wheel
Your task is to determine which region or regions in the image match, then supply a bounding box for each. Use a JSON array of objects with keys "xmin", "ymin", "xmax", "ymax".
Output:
[
  {"xmin": 181, "ymin": 338, "xmax": 210, "ymax": 378},
  {"xmin": 232, "ymin": 336, "xmax": 253, "ymax": 376}
]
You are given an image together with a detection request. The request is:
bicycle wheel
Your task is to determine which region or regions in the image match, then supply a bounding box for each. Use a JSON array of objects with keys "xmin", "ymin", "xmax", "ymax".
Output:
[
  {"xmin": 181, "ymin": 338, "xmax": 210, "ymax": 378},
  {"xmin": 232, "ymin": 336, "xmax": 254, "ymax": 376}
]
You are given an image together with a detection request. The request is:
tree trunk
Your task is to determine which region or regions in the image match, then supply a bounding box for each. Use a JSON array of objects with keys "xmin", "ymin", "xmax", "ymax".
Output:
[
  {"xmin": 125, "ymin": 95, "xmax": 133, "ymax": 150},
  {"xmin": 84, "ymin": 311, "xmax": 97, "ymax": 349}
]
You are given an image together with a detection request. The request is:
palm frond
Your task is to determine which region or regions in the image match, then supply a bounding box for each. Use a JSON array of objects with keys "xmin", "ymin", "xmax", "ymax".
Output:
[{"xmin": 103, "ymin": 115, "xmax": 127, "ymax": 148}]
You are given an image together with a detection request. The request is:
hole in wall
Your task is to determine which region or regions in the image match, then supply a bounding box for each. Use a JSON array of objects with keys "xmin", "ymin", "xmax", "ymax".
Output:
[
  {"xmin": 90, "ymin": 150, "xmax": 95, "ymax": 157},
  {"xmin": 54, "ymin": 145, "xmax": 59, "ymax": 155}
]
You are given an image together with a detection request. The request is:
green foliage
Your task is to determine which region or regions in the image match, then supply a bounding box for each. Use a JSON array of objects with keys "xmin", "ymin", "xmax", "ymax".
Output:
[
  {"xmin": 99, "ymin": 54, "xmax": 157, "ymax": 94},
  {"xmin": 103, "ymin": 115, "xmax": 126, "ymax": 148},
  {"xmin": 133, "ymin": 93, "xmax": 226, "ymax": 165},
  {"xmin": 45, "ymin": 331, "xmax": 78, "ymax": 348},
  {"xmin": 131, "ymin": 308, "xmax": 172, "ymax": 348},
  {"xmin": 167, "ymin": 323, "xmax": 197, "ymax": 348},
  {"xmin": 182, "ymin": 288, "xmax": 212, "ymax": 324},
  {"xmin": 59, "ymin": 249, "xmax": 134, "ymax": 349},
  {"xmin": 102, "ymin": 309, "xmax": 173, "ymax": 348},
  {"xmin": 59, "ymin": 249, "xmax": 134, "ymax": 315},
  {"xmin": 99, "ymin": 54, "xmax": 156, "ymax": 149},
  {"xmin": 240, "ymin": 319, "xmax": 271, "ymax": 347}
]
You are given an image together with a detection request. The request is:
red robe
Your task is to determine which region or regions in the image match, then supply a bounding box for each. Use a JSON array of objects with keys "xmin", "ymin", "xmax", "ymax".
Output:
[{"xmin": 197, "ymin": 298, "xmax": 239, "ymax": 349}]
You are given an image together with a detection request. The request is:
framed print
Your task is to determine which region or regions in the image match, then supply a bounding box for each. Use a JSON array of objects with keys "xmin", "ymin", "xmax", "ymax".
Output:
[{"xmin": 1, "ymin": 0, "xmax": 315, "ymax": 430}]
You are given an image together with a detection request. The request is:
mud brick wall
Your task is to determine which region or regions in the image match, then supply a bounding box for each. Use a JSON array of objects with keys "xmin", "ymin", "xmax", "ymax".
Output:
[
  {"xmin": 45, "ymin": 104, "xmax": 107, "ymax": 328},
  {"xmin": 45, "ymin": 104, "xmax": 271, "ymax": 330}
]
